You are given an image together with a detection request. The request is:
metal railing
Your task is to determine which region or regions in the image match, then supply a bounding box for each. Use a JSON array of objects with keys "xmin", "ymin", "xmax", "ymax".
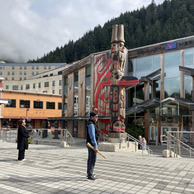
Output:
[
  {"xmin": 126, "ymin": 133, "xmax": 153, "ymax": 154},
  {"xmin": 167, "ymin": 131, "xmax": 194, "ymax": 158},
  {"xmin": 0, "ymin": 128, "xmax": 75, "ymax": 147},
  {"xmin": 99, "ymin": 129, "xmax": 152, "ymax": 154}
]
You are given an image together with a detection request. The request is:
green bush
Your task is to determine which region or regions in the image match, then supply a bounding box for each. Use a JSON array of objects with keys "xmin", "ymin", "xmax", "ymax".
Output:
[
  {"xmin": 28, "ymin": 137, "xmax": 33, "ymax": 144},
  {"xmin": 125, "ymin": 124, "xmax": 144, "ymax": 139}
]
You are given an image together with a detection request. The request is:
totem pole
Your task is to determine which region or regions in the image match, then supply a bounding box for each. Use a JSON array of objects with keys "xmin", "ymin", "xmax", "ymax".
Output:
[{"xmin": 110, "ymin": 24, "xmax": 126, "ymax": 133}]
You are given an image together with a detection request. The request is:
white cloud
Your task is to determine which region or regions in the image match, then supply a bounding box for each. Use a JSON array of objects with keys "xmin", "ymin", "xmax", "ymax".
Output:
[{"xmin": 0, "ymin": 0, "xmax": 165, "ymax": 62}]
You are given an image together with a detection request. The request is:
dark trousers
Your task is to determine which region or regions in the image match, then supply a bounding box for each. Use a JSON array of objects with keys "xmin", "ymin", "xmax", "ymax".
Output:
[
  {"xmin": 18, "ymin": 149, "xmax": 25, "ymax": 160},
  {"xmin": 87, "ymin": 147, "xmax": 97, "ymax": 177}
]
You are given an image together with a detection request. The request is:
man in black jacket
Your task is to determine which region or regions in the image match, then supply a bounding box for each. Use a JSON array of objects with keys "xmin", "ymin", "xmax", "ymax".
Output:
[{"xmin": 86, "ymin": 112, "xmax": 99, "ymax": 180}]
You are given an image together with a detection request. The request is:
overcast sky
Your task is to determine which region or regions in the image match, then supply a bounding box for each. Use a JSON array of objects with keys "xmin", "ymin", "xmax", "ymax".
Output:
[{"xmin": 0, "ymin": 0, "xmax": 165, "ymax": 63}]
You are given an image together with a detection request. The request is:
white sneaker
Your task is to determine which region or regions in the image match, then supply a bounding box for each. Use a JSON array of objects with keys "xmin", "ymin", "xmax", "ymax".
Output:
[{"xmin": 18, "ymin": 159, "xmax": 26, "ymax": 161}]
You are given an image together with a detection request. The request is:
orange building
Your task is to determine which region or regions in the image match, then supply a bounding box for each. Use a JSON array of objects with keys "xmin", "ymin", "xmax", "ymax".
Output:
[{"xmin": 1, "ymin": 91, "xmax": 62, "ymax": 128}]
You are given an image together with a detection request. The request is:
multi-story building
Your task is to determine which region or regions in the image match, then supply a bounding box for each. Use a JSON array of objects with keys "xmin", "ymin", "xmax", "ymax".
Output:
[
  {"xmin": 0, "ymin": 63, "xmax": 64, "ymax": 81},
  {"xmin": 3, "ymin": 65, "xmax": 69, "ymax": 95},
  {"xmin": 1, "ymin": 90, "xmax": 62, "ymax": 128},
  {"xmin": 59, "ymin": 34, "xmax": 194, "ymax": 144}
]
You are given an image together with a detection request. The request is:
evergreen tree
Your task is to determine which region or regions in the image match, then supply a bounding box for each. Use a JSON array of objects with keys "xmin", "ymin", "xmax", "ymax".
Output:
[{"xmin": 28, "ymin": 0, "xmax": 194, "ymax": 63}]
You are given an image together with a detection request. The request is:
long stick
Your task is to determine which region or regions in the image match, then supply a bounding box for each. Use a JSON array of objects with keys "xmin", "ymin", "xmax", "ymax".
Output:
[{"xmin": 87, "ymin": 142, "xmax": 106, "ymax": 159}]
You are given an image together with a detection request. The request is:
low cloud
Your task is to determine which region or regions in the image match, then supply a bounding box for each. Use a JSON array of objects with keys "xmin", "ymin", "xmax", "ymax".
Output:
[{"xmin": 0, "ymin": 0, "xmax": 164, "ymax": 62}]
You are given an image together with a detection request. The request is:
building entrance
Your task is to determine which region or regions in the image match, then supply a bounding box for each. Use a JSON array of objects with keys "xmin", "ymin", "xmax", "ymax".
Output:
[{"xmin": 160, "ymin": 126, "xmax": 179, "ymax": 145}]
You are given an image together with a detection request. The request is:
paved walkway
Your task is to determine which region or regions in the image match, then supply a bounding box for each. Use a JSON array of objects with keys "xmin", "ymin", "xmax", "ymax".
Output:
[{"xmin": 0, "ymin": 141, "xmax": 194, "ymax": 194}]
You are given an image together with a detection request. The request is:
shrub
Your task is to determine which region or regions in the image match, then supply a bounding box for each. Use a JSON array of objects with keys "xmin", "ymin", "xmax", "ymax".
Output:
[{"xmin": 125, "ymin": 124, "xmax": 144, "ymax": 139}]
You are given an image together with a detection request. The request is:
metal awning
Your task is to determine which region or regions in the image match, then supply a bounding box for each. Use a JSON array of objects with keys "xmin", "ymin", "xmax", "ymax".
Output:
[
  {"xmin": 126, "ymin": 98, "xmax": 160, "ymax": 115},
  {"xmin": 126, "ymin": 97, "xmax": 194, "ymax": 116}
]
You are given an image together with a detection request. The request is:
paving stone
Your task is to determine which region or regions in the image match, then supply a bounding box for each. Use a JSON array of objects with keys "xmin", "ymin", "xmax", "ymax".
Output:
[{"xmin": 1, "ymin": 141, "xmax": 194, "ymax": 193}]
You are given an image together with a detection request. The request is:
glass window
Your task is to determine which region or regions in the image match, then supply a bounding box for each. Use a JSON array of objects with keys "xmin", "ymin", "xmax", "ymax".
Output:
[
  {"xmin": 136, "ymin": 56, "xmax": 152, "ymax": 72},
  {"xmin": 52, "ymin": 81, "xmax": 55, "ymax": 87},
  {"xmin": 36, "ymin": 66, "xmax": 39, "ymax": 69},
  {"xmin": 135, "ymin": 71, "xmax": 153, "ymax": 79},
  {"xmin": 12, "ymin": 72, "xmax": 14, "ymax": 75},
  {"xmin": 20, "ymin": 100, "xmax": 30, "ymax": 108},
  {"xmin": 128, "ymin": 59, "xmax": 135, "ymax": 73},
  {"xmin": 44, "ymin": 82, "xmax": 49, "ymax": 87},
  {"xmin": 38, "ymin": 83, "xmax": 41, "ymax": 88},
  {"xmin": 0, "ymin": 72, "xmax": 2, "ymax": 75},
  {"xmin": 185, "ymin": 75, "xmax": 192, "ymax": 99},
  {"xmin": 52, "ymin": 90, "xmax": 55, "ymax": 94},
  {"xmin": 165, "ymin": 66, "xmax": 180, "ymax": 78},
  {"xmin": 5, "ymin": 99, "xmax": 16, "ymax": 108},
  {"xmin": 24, "ymin": 72, "xmax": 26, "ymax": 75},
  {"xmin": 164, "ymin": 77, "xmax": 180, "ymax": 98},
  {"xmin": 34, "ymin": 101, "xmax": 43, "ymax": 109},
  {"xmin": 21, "ymin": 85, "xmax": 23, "ymax": 90},
  {"xmin": 12, "ymin": 66, "xmax": 15, "ymax": 70},
  {"xmin": 46, "ymin": 102, "xmax": 55, "ymax": 109},
  {"xmin": 7, "ymin": 72, "xmax": 10, "ymax": 75},
  {"xmin": 164, "ymin": 51, "xmax": 180, "ymax": 68},
  {"xmin": 32, "ymin": 66, "xmax": 34, "ymax": 70},
  {"xmin": 24, "ymin": 66, "xmax": 27, "ymax": 70},
  {"xmin": 64, "ymin": 77, "xmax": 68, "ymax": 96},
  {"xmin": 12, "ymin": 77, "xmax": 14, "ymax": 80},
  {"xmin": 6, "ymin": 85, "xmax": 9, "ymax": 89},
  {"xmin": 20, "ymin": 72, "xmax": 22, "ymax": 75},
  {"xmin": 33, "ymin": 83, "xmax": 35, "ymax": 89},
  {"xmin": 12, "ymin": 85, "xmax": 18, "ymax": 90},
  {"xmin": 73, "ymin": 121, "xmax": 78, "ymax": 137},
  {"xmin": 74, "ymin": 72, "xmax": 78, "ymax": 116},
  {"xmin": 184, "ymin": 48, "xmax": 193, "ymax": 66},
  {"xmin": 86, "ymin": 66, "xmax": 91, "ymax": 115},
  {"xmin": 58, "ymin": 102, "xmax": 62, "ymax": 110},
  {"xmin": 26, "ymin": 84, "xmax": 30, "ymax": 89},
  {"xmin": 20, "ymin": 66, "xmax": 22, "ymax": 70},
  {"xmin": 59, "ymin": 89, "xmax": 62, "ymax": 94},
  {"xmin": 59, "ymin": 80, "xmax": 62, "ymax": 86},
  {"xmin": 153, "ymin": 55, "xmax": 160, "ymax": 70},
  {"xmin": 20, "ymin": 77, "xmax": 22, "ymax": 81}
]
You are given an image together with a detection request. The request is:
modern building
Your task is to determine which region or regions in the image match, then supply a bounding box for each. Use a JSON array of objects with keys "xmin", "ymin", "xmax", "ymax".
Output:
[
  {"xmin": 59, "ymin": 35, "xmax": 194, "ymax": 143},
  {"xmin": 0, "ymin": 63, "xmax": 64, "ymax": 81}
]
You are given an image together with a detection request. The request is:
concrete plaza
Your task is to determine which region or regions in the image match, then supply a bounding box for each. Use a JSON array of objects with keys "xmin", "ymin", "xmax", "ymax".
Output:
[{"xmin": 0, "ymin": 141, "xmax": 194, "ymax": 194}]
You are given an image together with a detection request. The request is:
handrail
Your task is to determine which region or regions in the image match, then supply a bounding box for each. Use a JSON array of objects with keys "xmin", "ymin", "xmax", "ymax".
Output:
[
  {"xmin": 167, "ymin": 131, "xmax": 194, "ymax": 158},
  {"xmin": 126, "ymin": 133, "xmax": 153, "ymax": 154},
  {"xmin": 99, "ymin": 129, "xmax": 152, "ymax": 154},
  {"xmin": 0, "ymin": 128, "xmax": 75, "ymax": 147},
  {"xmin": 99, "ymin": 130, "xmax": 109, "ymax": 142}
]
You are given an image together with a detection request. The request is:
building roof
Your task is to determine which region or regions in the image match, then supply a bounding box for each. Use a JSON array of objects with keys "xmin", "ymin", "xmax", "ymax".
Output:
[
  {"xmin": 126, "ymin": 97, "xmax": 194, "ymax": 115},
  {"xmin": 2, "ymin": 90, "xmax": 62, "ymax": 97},
  {"xmin": 0, "ymin": 63, "xmax": 65, "ymax": 66},
  {"xmin": 126, "ymin": 98, "xmax": 160, "ymax": 115}
]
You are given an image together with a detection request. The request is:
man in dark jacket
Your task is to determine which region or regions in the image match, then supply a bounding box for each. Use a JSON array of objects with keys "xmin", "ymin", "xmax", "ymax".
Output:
[
  {"xmin": 86, "ymin": 112, "xmax": 99, "ymax": 180},
  {"xmin": 17, "ymin": 120, "xmax": 29, "ymax": 161}
]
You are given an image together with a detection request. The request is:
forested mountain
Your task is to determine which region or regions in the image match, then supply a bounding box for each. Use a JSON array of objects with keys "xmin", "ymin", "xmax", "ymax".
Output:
[{"xmin": 28, "ymin": 0, "xmax": 194, "ymax": 63}]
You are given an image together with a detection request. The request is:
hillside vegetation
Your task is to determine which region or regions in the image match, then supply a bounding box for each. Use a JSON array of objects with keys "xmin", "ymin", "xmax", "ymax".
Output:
[{"xmin": 29, "ymin": 0, "xmax": 194, "ymax": 63}]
